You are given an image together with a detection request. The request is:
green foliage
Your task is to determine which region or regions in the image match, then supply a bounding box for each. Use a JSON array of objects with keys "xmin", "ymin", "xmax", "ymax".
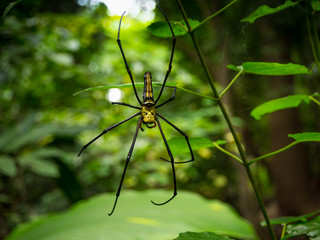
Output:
[
  {"xmin": 6, "ymin": 190, "xmax": 256, "ymax": 240},
  {"xmin": 173, "ymin": 231, "xmax": 233, "ymax": 240},
  {"xmin": 261, "ymin": 210, "xmax": 320, "ymax": 227},
  {"xmin": 241, "ymin": 0, "xmax": 301, "ymax": 23},
  {"xmin": 285, "ymin": 216, "xmax": 320, "ymax": 240},
  {"xmin": 250, "ymin": 95, "xmax": 311, "ymax": 120},
  {"xmin": 288, "ymin": 132, "xmax": 320, "ymax": 142},
  {"xmin": 261, "ymin": 210, "xmax": 320, "ymax": 239},
  {"xmin": 228, "ymin": 62, "xmax": 310, "ymax": 76}
]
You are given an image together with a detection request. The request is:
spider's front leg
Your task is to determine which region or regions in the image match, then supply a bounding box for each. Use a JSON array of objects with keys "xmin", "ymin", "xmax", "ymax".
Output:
[
  {"xmin": 77, "ymin": 112, "xmax": 141, "ymax": 156},
  {"xmin": 108, "ymin": 117, "xmax": 142, "ymax": 215}
]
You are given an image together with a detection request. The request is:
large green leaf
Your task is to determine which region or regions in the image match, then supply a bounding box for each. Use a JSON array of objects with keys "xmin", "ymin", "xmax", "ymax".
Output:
[
  {"xmin": 228, "ymin": 62, "xmax": 310, "ymax": 76},
  {"xmin": 6, "ymin": 190, "xmax": 257, "ymax": 240},
  {"xmin": 251, "ymin": 95, "xmax": 310, "ymax": 120},
  {"xmin": 173, "ymin": 231, "xmax": 233, "ymax": 240},
  {"xmin": 241, "ymin": 0, "xmax": 301, "ymax": 23}
]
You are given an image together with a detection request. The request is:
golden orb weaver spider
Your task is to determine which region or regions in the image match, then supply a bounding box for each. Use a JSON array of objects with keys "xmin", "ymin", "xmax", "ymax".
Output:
[{"xmin": 78, "ymin": 5, "xmax": 194, "ymax": 216}]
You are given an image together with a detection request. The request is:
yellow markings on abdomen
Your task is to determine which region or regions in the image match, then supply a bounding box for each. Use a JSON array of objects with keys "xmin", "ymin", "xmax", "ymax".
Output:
[{"xmin": 145, "ymin": 71, "xmax": 153, "ymax": 99}]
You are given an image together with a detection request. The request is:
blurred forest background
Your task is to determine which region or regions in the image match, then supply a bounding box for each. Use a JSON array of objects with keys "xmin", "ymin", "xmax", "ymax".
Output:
[{"xmin": 0, "ymin": 0, "xmax": 319, "ymax": 239}]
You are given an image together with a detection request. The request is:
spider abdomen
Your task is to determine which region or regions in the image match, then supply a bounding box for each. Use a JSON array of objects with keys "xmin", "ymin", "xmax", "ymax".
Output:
[{"xmin": 143, "ymin": 71, "xmax": 154, "ymax": 102}]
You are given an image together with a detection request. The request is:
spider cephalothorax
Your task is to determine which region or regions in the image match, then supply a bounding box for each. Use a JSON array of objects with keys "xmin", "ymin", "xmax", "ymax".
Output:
[{"xmin": 78, "ymin": 5, "xmax": 194, "ymax": 216}]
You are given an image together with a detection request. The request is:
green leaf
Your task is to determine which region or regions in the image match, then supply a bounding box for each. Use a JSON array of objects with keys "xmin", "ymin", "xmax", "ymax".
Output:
[
  {"xmin": 173, "ymin": 231, "xmax": 233, "ymax": 240},
  {"xmin": 285, "ymin": 216, "xmax": 320, "ymax": 239},
  {"xmin": 147, "ymin": 19, "xmax": 200, "ymax": 38},
  {"xmin": 228, "ymin": 62, "xmax": 310, "ymax": 76},
  {"xmin": 251, "ymin": 95, "xmax": 310, "ymax": 120},
  {"xmin": 19, "ymin": 154, "xmax": 59, "ymax": 178},
  {"xmin": 288, "ymin": 132, "xmax": 320, "ymax": 142},
  {"xmin": 6, "ymin": 190, "xmax": 257, "ymax": 240},
  {"xmin": 0, "ymin": 156, "xmax": 17, "ymax": 177},
  {"xmin": 261, "ymin": 210, "xmax": 320, "ymax": 226},
  {"xmin": 2, "ymin": 0, "xmax": 23, "ymax": 21},
  {"xmin": 241, "ymin": 0, "xmax": 301, "ymax": 23},
  {"xmin": 167, "ymin": 137, "xmax": 225, "ymax": 156},
  {"xmin": 311, "ymin": 0, "xmax": 320, "ymax": 11}
]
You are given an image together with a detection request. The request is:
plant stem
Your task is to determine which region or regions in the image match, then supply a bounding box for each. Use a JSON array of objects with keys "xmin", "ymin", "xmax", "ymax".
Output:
[
  {"xmin": 248, "ymin": 142, "xmax": 299, "ymax": 166},
  {"xmin": 176, "ymin": 1, "xmax": 276, "ymax": 239},
  {"xmin": 309, "ymin": 95, "xmax": 320, "ymax": 106},
  {"xmin": 306, "ymin": 2, "xmax": 320, "ymax": 70},
  {"xmin": 213, "ymin": 142, "xmax": 242, "ymax": 164},
  {"xmin": 192, "ymin": 0, "xmax": 239, "ymax": 32},
  {"xmin": 220, "ymin": 69, "xmax": 244, "ymax": 99}
]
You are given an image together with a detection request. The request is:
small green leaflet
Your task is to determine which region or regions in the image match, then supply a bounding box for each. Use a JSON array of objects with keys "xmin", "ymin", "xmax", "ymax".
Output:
[
  {"xmin": 312, "ymin": 0, "xmax": 320, "ymax": 11},
  {"xmin": 241, "ymin": 0, "xmax": 301, "ymax": 23},
  {"xmin": 288, "ymin": 132, "xmax": 320, "ymax": 142},
  {"xmin": 261, "ymin": 210, "xmax": 320, "ymax": 226},
  {"xmin": 2, "ymin": 0, "xmax": 23, "ymax": 21},
  {"xmin": 285, "ymin": 216, "xmax": 320, "ymax": 240},
  {"xmin": 251, "ymin": 95, "xmax": 310, "ymax": 120},
  {"xmin": 147, "ymin": 19, "xmax": 200, "ymax": 38},
  {"xmin": 173, "ymin": 231, "xmax": 233, "ymax": 240},
  {"xmin": 0, "ymin": 156, "xmax": 17, "ymax": 177},
  {"xmin": 227, "ymin": 62, "xmax": 310, "ymax": 76}
]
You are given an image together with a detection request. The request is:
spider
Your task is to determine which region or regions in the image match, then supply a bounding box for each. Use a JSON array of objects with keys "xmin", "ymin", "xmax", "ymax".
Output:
[{"xmin": 78, "ymin": 5, "xmax": 194, "ymax": 216}]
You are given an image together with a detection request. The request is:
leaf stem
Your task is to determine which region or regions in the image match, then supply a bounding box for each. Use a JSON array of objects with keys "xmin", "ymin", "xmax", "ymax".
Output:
[
  {"xmin": 248, "ymin": 142, "xmax": 299, "ymax": 166},
  {"xmin": 309, "ymin": 95, "xmax": 320, "ymax": 106},
  {"xmin": 192, "ymin": 0, "xmax": 239, "ymax": 32},
  {"xmin": 220, "ymin": 69, "xmax": 244, "ymax": 99},
  {"xmin": 213, "ymin": 142, "xmax": 242, "ymax": 164},
  {"xmin": 176, "ymin": 1, "xmax": 276, "ymax": 239},
  {"xmin": 306, "ymin": 2, "xmax": 320, "ymax": 70}
]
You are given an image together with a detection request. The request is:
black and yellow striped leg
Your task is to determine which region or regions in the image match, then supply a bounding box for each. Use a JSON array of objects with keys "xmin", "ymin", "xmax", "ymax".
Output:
[
  {"xmin": 157, "ymin": 113, "xmax": 194, "ymax": 164},
  {"xmin": 151, "ymin": 117, "xmax": 177, "ymax": 206},
  {"xmin": 109, "ymin": 117, "xmax": 142, "ymax": 216},
  {"xmin": 78, "ymin": 112, "xmax": 141, "ymax": 157},
  {"xmin": 154, "ymin": 5, "xmax": 176, "ymax": 104},
  {"xmin": 112, "ymin": 102, "xmax": 142, "ymax": 110},
  {"xmin": 117, "ymin": 12, "xmax": 142, "ymax": 105}
]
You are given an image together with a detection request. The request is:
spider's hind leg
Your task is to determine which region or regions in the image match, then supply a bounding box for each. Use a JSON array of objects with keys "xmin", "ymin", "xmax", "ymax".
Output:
[
  {"xmin": 151, "ymin": 117, "xmax": 177, "ymax": 206},
  {"xmin": 156, "ymin": 113, "xmax": 194, "ymax": 164}
]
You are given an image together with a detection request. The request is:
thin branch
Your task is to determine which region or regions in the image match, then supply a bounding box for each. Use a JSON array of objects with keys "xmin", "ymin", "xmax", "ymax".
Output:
[
  {"xmin": 192, "ymin": 0, "xmax": 240, "ymax": 32},
  {"xmin": 220, "ymin": 69, "xmax": 244, "ymax": 99},
  {"xmin": 213, "ymin": 142, "xmax": 242, "ymax": 164},
  {"xmin": 309, "ymin": 95, "xmax": 320, "ymax": 106},
  {"xmin": 248, "ymin": 142, "xmax": 299, "ymax": 166}
]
